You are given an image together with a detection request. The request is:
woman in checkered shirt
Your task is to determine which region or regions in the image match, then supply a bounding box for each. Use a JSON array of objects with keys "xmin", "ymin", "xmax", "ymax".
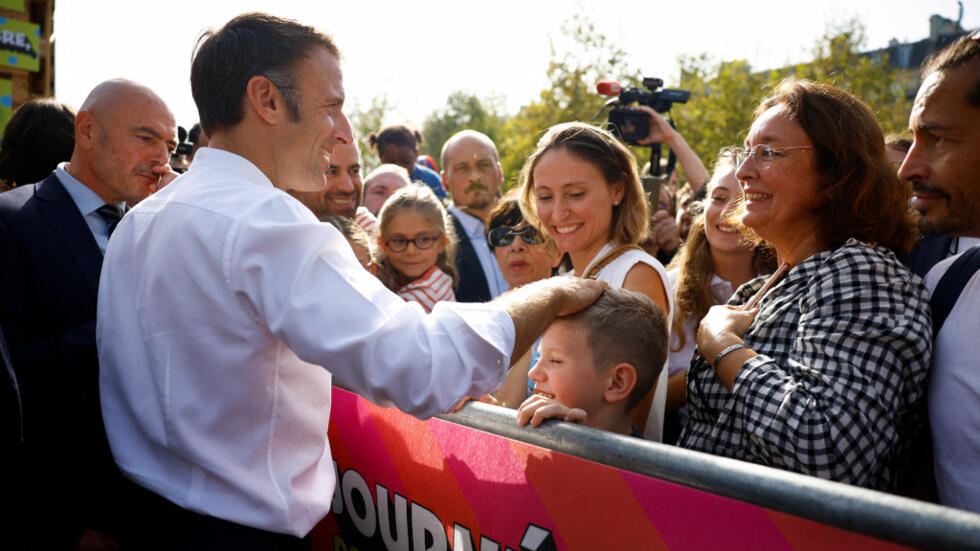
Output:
[{"xmin": 677, "ymin": 79, "xmax": 931, "ymax": 492}]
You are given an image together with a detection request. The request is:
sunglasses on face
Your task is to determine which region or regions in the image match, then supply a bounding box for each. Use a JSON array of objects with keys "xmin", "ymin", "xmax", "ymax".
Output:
[
  {"xmin": 487, "ymin": 225, "xmax": 543, "ymax": 248},
  {"xmin": 384, "ymin": 232, "xmax": 440, "ymax": 252}
]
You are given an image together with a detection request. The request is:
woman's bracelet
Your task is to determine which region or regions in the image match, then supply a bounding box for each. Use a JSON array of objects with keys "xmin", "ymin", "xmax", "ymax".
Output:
[{"xmin": 713, "ymin": 343, "xmax": 749, "ymax": 368}]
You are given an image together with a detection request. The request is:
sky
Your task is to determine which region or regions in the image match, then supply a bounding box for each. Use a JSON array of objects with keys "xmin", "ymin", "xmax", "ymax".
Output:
[{"xmin": 53, "ymin": 0, "xmax": 980, "ymax": 135}]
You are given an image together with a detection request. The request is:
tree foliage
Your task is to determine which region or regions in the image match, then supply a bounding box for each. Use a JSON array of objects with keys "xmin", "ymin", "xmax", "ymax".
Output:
[
  {"xmin": 351, "ymin": 17, "xmax": 912, "ymax": 191},
  {"xmin": 347, "ymin": 94, "xmax": 391, "ymax": 173},
  {"xmin": 419, "ymin": 91, "xmax": 507, "ymax": 170},
  {"xmin": 672, "ymin": 19, "xmax": 912, "ymax": 171},
  {"xmin": 496, "ymin": 14, "xmax": 639, "ymax": 188}
]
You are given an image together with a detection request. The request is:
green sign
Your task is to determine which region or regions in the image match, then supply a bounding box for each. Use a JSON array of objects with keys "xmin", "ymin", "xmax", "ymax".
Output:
[
  {"xmin": 0, "ymin": 17, "xmax": 39, "ymax": 72},
  {"xmin": 0, "ymin": 1, "xmax": 26, "ymax": 11},
  {"xmin": 0, "ymin": 78, "xmax": 12, "ymax": 137}
]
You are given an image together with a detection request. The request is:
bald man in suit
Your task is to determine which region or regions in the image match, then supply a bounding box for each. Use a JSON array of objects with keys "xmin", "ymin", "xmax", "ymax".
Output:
[{"xmin": 0, "ymin": 79, "xmax": 177, "ymax": 548}]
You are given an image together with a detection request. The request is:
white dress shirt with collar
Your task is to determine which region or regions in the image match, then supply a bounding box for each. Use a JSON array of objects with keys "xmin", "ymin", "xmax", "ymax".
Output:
[
  {"xmin": 54, "ymin": 162, "xmax": 126, "ymax": 254},
  {"xmin": 448, "ymin": 205, "xmax": 509, "ymax": 298},
  {"xmin": 97, "ymin": 147, "xmax": 515, "ymax": 536}
]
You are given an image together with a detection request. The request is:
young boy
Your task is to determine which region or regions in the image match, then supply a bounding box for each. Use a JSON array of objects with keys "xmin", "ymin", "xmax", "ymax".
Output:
[{"xmin": 517, "ymin": 288, "xmax": 668, "ymax": 437}]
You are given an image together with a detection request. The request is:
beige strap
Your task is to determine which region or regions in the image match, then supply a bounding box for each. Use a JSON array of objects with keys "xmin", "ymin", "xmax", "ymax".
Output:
[{"xmin": 583, "ymin": 245, "xmax": 644, "ymax": 280}]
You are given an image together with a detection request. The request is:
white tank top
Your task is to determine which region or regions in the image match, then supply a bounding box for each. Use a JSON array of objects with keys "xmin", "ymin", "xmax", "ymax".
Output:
[{"xmin": 581, "ymin": 242, "xmax": 673, "ymax": 442}]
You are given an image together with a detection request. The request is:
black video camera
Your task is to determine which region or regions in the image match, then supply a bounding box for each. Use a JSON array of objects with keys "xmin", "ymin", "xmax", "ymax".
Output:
[
  {"xmin": 599, "ymin": 77, "xmax": 690, "ymax": 144},
  {"xmin": 170, "ymin": 126, "xmax": 194, "ymax": 174}
]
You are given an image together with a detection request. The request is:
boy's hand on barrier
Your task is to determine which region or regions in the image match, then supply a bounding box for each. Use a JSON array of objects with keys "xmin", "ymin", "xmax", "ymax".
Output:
[
  {"xmin": 451, "ymin": 394, "xmax": 499, "ymax": 413},
  {"xmin": 517, "ymin": 394, "xmax": 587, "ymax": 427}
]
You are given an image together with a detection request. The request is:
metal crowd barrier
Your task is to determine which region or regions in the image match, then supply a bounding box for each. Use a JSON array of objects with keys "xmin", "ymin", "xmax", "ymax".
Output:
[{"xmin": 439, "ymin": 401, "xmax": 980, "ymax": 551}]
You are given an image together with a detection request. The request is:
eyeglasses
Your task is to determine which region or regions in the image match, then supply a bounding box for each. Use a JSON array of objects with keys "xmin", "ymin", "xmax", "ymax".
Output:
[
  {"xmin": 729, "ymin": 144, "xmax": 815, "ymax": 171},
  {"xmin": 487, "ymin": 225, "xmax": 543, "ymax": 248},
  {"xmin": 383, "ymin": 232, "xmax": 441, "ymax": 252}
]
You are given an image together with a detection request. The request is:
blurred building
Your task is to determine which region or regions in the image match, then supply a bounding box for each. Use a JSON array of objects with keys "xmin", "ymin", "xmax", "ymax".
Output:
[{"xmin": 866, "ymin": 8, "xmax": 971, "ymax": 100}]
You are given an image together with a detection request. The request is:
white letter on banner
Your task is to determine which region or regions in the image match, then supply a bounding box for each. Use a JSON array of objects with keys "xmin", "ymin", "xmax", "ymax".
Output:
[
  {"xmin": 453, "ymin": 524, "xmax": 502, "ymax": 551},
  {"xmin": 376, "ymin": 484, "xmax": 409, "ymax": 551},
  {"xmin": 342, "ymin": 469, "xmax": 376, "ymax": 538},
  {"xmin": 410, "ymin": 502, "xmax": 448, "ymax": 551},
  {"xmin": 332, "ymin": 461, "xmax": 344, "ymax": 514},
  {"xmin": 520, "ymin": 524, "xmax": 556, "ymax": 551}
]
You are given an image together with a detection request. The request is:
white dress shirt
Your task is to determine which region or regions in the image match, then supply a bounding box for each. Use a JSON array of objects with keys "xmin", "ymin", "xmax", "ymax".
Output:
[
  {"xmin": 925, "ymin": 249, "xmax": 980, "ymax": 512},
  {"xmin": 449, "ymin": 205, "xmax": 509, "ymax": 298},
  {"xmin": 97, "ymin": 148, "xmax": 515, "ymax": 536}
]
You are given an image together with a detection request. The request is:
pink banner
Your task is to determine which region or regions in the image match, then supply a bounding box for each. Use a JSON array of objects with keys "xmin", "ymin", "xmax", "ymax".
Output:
[{"xmin": 314, "ymin": 388, "xmax": 911, "ymax": 550}]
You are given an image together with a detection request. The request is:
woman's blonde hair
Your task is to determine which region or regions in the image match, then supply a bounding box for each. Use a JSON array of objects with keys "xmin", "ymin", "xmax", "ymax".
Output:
[
  {"xmin": 376, "ymin": 184, "xmax": 458, "ymax": 287},
  {"xmin": 517, "ymin": 122, "xmax": 649, "ymax": 247},
  {"xmin": 668, "ymin": 154, "xmax": 775, "ymax": 352}
]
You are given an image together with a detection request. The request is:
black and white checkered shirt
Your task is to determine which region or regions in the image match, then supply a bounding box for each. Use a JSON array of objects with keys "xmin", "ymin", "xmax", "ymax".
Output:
[{"xmin": 678, "ymin": 240, "xmax": 931, "ymax": 491}]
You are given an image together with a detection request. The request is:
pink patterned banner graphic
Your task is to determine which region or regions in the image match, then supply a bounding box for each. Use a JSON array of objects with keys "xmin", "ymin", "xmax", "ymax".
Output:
[{"xmin": 312, "ymin": 387, "xmax": 910, "ymax": 550}]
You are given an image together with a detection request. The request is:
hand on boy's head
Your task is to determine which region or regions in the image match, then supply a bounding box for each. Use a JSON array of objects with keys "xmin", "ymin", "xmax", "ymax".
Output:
[
  {"xmin": 517, "ymin": 393, "xmax": 588, "ymax": 427},
  {"xmin": 556, "ymin": 278, "xmax": 607, "ymax": 317}
]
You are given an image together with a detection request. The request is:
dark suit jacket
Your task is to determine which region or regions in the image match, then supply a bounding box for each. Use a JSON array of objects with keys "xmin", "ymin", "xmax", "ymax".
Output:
[
  {"xmin": 0, "ymin": 173, "xmax": 123, "ymax": 543},
  {"xmin": 450, "ymin": 212, "xmax": 493, "ymax": 303}
]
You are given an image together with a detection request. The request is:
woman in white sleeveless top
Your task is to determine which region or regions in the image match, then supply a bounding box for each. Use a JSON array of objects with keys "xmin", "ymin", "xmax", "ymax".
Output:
[{"xmin": 517, "ymin": 122, "xmax": 671, "ymax": 441}]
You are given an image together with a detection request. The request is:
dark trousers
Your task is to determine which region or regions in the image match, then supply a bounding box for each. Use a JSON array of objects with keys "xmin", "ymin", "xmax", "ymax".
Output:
[{"xmin": 119, "ymin": 480, "xmax": 312, "ymax": 551}]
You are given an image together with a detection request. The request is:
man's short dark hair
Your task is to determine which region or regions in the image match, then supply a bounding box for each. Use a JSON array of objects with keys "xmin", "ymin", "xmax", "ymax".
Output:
[
  {"xmin": 190, "ymin": 12, "xmax": 339, "ymax": 136},
  {"xmin": 188, "ymin": 123, "xmax": 204, "ymax": 145},
  {"xmin": 923, "ymin": 31, "xmax": 980, "ymax": 107}
]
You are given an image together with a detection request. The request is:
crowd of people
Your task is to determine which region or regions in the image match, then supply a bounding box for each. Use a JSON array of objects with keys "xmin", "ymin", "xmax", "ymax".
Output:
[{"xmin": 0, "ymin": 10, "xmax": 977, "ymax": 549}]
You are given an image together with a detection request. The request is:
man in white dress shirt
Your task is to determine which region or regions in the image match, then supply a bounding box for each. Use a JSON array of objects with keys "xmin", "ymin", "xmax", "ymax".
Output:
[
  {"xmin": 898, "ymin": 31, "xmax": 980, "ymax": 512},
  {"xmin": 97, "ymin": 13, "xmax": 602, "ymax": 548},
  {"xmin": 441, "ymin": 130, "xmax": 509, "ymax": 302}
]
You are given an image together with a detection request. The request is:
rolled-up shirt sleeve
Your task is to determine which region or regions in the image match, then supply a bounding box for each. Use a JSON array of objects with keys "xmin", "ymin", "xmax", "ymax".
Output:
[{"xmin": 227, "ymin": 195, "xmax": 514, "ymax": 418}]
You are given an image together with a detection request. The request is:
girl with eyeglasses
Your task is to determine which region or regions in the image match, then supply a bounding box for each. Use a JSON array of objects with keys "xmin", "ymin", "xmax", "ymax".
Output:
[
  {"xmin": 518, "ymin": 122, "xmax": 672, "ymax": 441},
  {"xmin": 376, "ymin": 184, "xmax": 458, "ymax": 313}
]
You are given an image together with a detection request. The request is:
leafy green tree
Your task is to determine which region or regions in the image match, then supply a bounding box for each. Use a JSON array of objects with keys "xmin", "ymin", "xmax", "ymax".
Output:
[
  {"xmin": 672, "ymin": 56, "xmax": 777, "ymax": 172},
  {"xmin": 346, "ymin": 94, "xmax": 391, "ymax": 173},
  {"xmin": 672, "ymin": 19, "xmax": 912, "ymax": 173},
  {"xmin": 497, "ymin": 14, "xmax": 639, "ymax": 188},
  {"xmin": 775, "ymin": 20, "xmax": 911, "ymax": 136},
  {"xmin": 419, "ymin": 91, "xmax": 507, "ymax": 170}
]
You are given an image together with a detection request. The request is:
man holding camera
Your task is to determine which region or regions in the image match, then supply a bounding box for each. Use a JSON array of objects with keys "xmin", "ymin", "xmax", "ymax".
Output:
[{"xmin": 633, "ymin": 105, "xmax": 708, "ymax": 263}]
